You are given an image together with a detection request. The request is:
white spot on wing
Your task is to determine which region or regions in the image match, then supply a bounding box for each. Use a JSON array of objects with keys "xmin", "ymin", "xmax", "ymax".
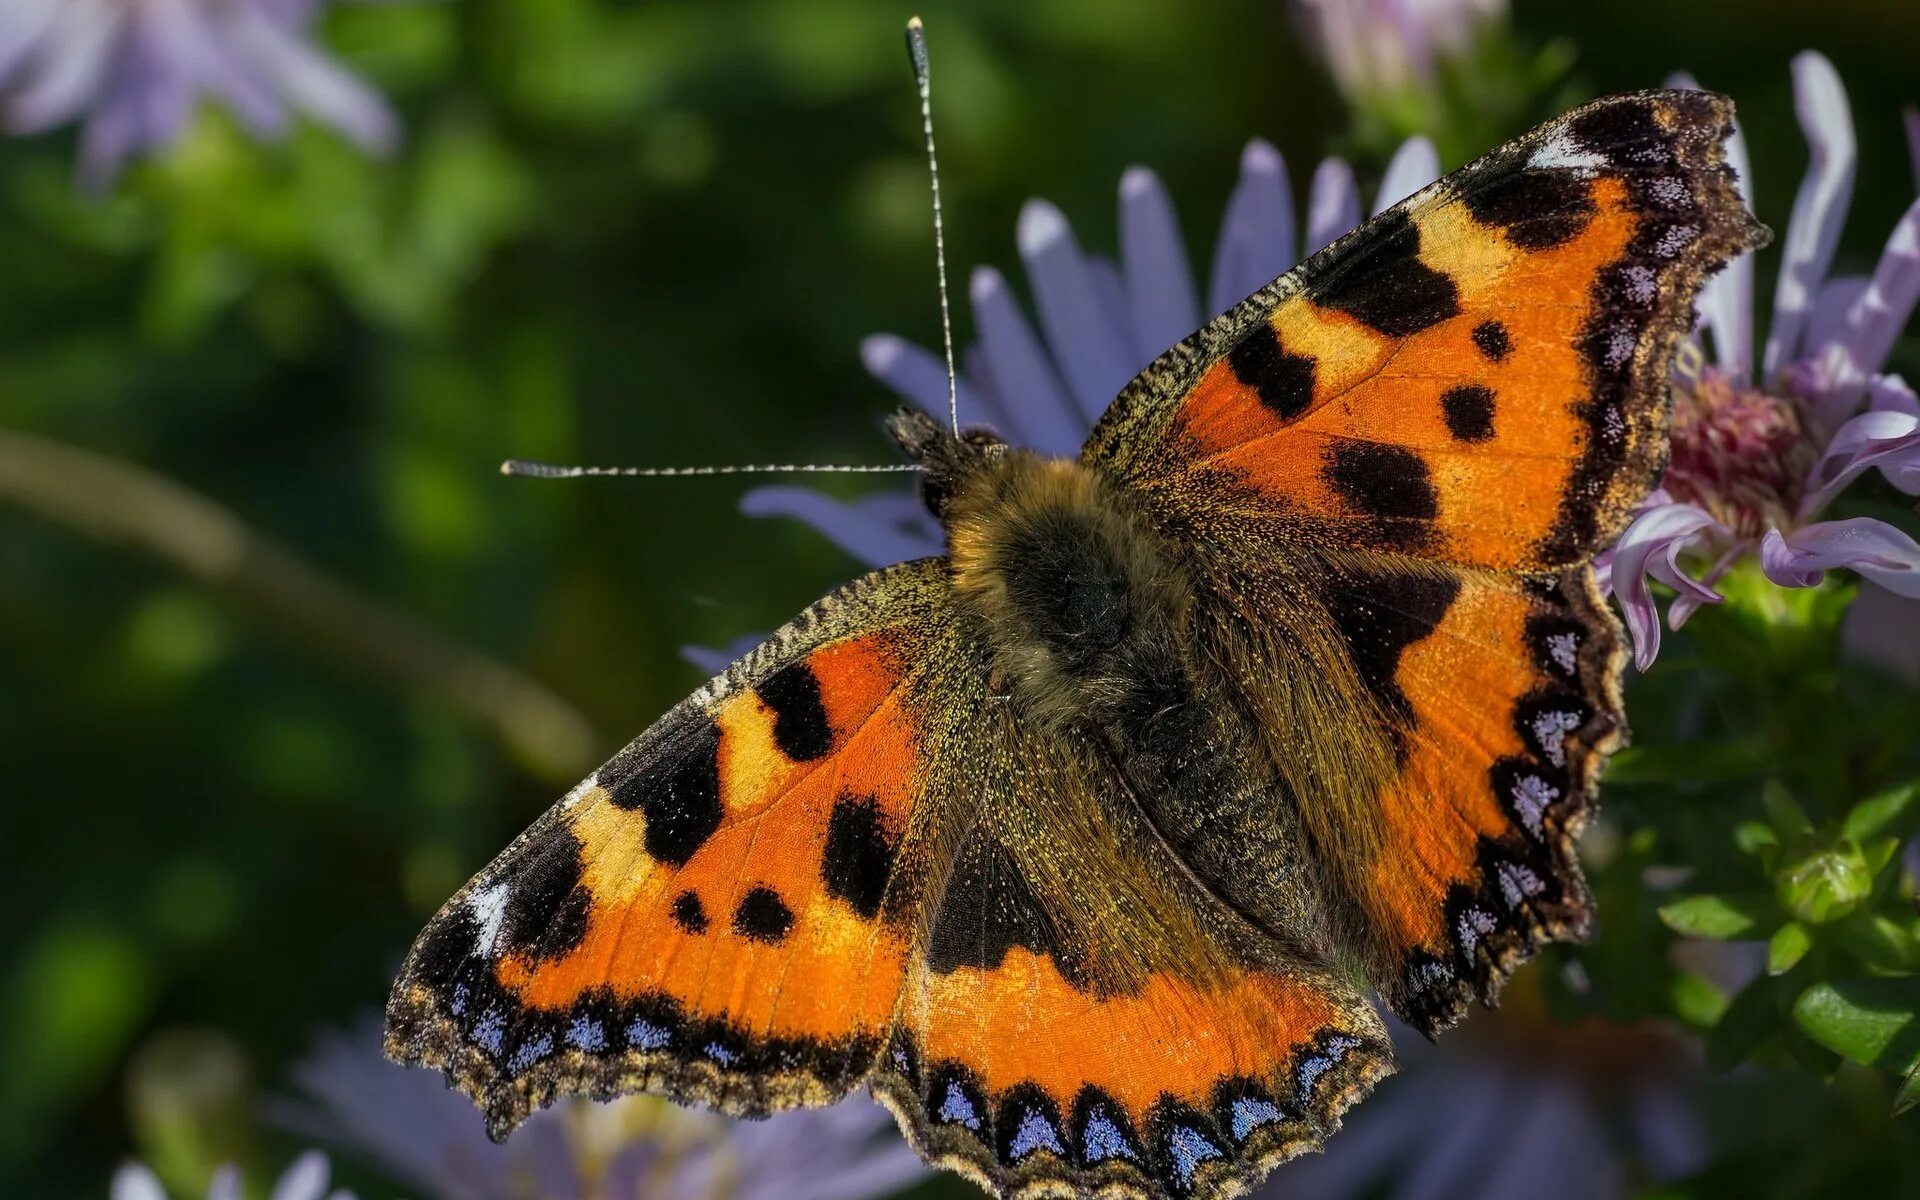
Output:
[
  {"xmin": 560, "ymin": 773, "xmax": 599, "ymax": 810},
  {"xmin": 1529, "ymin": 129, "xmax": 1607, "ymax": 172},
  {"xmin": 467, "ymin": 883, "xmax": 511, "ymax": 956}
]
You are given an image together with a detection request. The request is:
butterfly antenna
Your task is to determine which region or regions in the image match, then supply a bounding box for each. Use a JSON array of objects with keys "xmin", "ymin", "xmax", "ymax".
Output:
[
  {"xmin": 906, "ymin": 16, "xmax": 960, "ymax": 437},
  {"xmin": 501, "ymin": 460, "xmax": 921, "ymax": 479}
]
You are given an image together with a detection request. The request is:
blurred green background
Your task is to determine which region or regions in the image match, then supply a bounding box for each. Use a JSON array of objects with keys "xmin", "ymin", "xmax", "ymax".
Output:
[{"xmin": 3, "ymin": 1, "xmax": 1918, "ymax": 1196}]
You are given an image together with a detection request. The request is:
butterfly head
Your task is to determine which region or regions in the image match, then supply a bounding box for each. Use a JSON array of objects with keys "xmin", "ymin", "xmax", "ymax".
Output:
[{"xmin": 886, "ymin": 406, "xmax": 1008, "ymax": 521}]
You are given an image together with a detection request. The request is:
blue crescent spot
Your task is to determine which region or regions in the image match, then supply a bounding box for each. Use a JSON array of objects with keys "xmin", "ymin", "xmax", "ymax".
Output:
[
  {"xmin": 507, "ymin": 1033, "xmax": 553, "ymax": 1072},
  {"xmin": 626, "ymin": 1018, "xmax": 671, "ymax": 1050},
  {"xmin": 1167, "ymin": 1125, "xmax": 1224, "ymax": 1188},
  {"xmin": 1082, "ymin": 1109, "xmax": 1134, "ymax": 1163},
  {"xmin": 1009, "ymin": 1109, "xmax": 1064, "ymax": 1159},
  {"xmin": 472, "ymin": 1009, "xmax": 505, "ymax": 1055},
  {"xmin": 938, "ymin": 1081, "xmax": 981, "ymax": 1129},
  {"xmin": 1230, "ymin": 1096, "xmax": 1286, "ymax": 1142},
  {"xmin": 1296, "ymin": 1054, "xmax": 1333, "ymax": 1096},
  {"xmin": 566, "ymin": 1016, "xmax": 606, "ymax": 1052},
  {"xmin": 705, "ymin": 1041, "xmax": 738, "ymax": 1066}
]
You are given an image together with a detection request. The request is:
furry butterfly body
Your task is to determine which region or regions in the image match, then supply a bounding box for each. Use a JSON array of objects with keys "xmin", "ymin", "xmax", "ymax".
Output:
[{"xmin": 388, "ymin": 89, "xmax": 1767, "ymax": 1200}]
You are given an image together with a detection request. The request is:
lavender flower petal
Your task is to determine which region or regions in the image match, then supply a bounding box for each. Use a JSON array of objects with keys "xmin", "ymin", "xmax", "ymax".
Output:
[
  {"xmin": 1761, "ymin": 519, "xmax": 1920, "ymax": 597},
  {"xmin": 1608, "ymin": 500, "xmax": 1725, "ymax": 669},
  {"xmin": 1372, "ymin": 135, "xmax": 1439, "ymax": 215},
  {"xmin": 739, "ymin": 486, "xmax": 940, "ymax": 569},
  {"xmin": 1305, "ymin": 155, "xmax": 1361, "ymax": 254},
  {"xmin": 110, "ymin": 1165, "xmax": 168, "ymax": 1200},
  {"xmin": 1822, "ymin": 195, "xmax": 1920, "ymax": 408},
  {"xmin": 1798, "ymin": 407, "xmax": 1920, "ymax": 516},
  {"xmin": 859, "ymin": 334, "xmax": 995, "ymax": 431},
  {"xmin": 1207, "ymin": 138, "xmax": 1295, "ymax": 317},
  {"xmin": 1670, "ymin": 71, "xmax": 1757, "ymax": 379},
  {"xmin": 1018, "ymin": 198, "xmax": 1139, "ymax": 423},
  {"xmin": 0, "ymin": 0, "xmax": 60, "ymax": 83},
  {"xmin": 4, "ymin": 0, "xmax": 118, "ymax": 133},
  {"xmin": 966, "ymin": 266, "xmax": 1085, "ymax": 454},
  {"xmin": 1800, "ymin": 274, "xmax": 1870, "ymax": 376},
  {"xmin": 681, "ymin": 631, "xmax": 765, "ymax": 676},
  {"xmin": 1763, "ymin": 51, "xmax": 1856, "ymax": 382},
  {"xmin": 1120, "ymin": 166, "xmax": 1202, "ymax": 360},
  {"xmin": 225, "ymin": 8, "xmax": 398, "ymax": 152},
  {"xmin": 267, "ymin": 1152, "xmax": 332, "ymax": 1200}
]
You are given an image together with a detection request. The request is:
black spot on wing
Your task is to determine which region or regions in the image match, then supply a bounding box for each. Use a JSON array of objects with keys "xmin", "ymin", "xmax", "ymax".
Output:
[
  {"xmin": 1472, "ymin": 319, "xmax": 1512, "ymax": 361},
  {"xmin": 1305, "ymin": 209, "xmax": 1460, "ymax": 337},
  {"xmin": 822, "ymin": 793, "xmax": 898, "ymax": 919},
  {"xmin": 670, "ymin": 890, "xmax": 709, "ymax": 934},
  {"xmin": 926, "ymin": 833, "xmax": 1079, "ymax": 984},
  {"xmin": 499, "ymin": 830, "xmax": 592, "ymax": 963},
  {"xmin": 1441, "ymin": 385, "xmax": 1497, "ymax": 442},
  {"xmin": 1320, "ymin": 571, "xmax": 1461, "ymax": 748},
  {"xmin": 604, "ymin": 718, "xmax": 724, "ymax": 867},
  {"xmin": 1226, "ymin": 323, "xmax": 1317, "ymax": 420},
  {"xmin": 1463, "ymin": 164, "xmax": 1597, "ymax": 250},
  {"xmin": 1567, "ymin": 96, "xmax": 1675, "ymax": 168},
  {"xmin": 755, "ymin": 661, "xmax": 833, "ymax": 762},
  {"xmin": 1322, "ymin": 441, "xmax": 1440, "ymax": 527},
  {"xmin": 733, "ymin": 886, "xmax": 794, "ymax": 943}
]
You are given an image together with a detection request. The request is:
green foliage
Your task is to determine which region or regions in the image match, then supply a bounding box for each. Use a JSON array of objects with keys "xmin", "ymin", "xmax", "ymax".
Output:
[{"xmin": 1599, "ymin": 562, "xmax": 1920, "ymax": 1135}]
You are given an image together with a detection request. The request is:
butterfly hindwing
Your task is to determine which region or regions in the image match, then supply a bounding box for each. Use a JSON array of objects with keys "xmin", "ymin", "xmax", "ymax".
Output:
[
  {"xmin": 385, "ymin": 559, "xmax": 950, "ymax": 1134},
  {"xmin": 1086, "ymin": 89, "xmax": 1767, "ymax": 572},
  {"xmin": 872, "ymin": 690, "xmax": 1393, "ymax": 1200}
]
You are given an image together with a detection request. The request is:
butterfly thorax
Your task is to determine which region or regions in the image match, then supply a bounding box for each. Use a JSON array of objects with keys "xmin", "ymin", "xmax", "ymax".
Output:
[{"xmin": 886, "ymin": 408, "xmax": 1351, "ymax": 963}]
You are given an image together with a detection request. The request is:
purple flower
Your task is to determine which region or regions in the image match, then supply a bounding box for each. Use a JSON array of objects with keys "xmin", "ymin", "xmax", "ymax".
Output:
[
  {"xmin": 1256, "ymin": 1008, "xmax": 1704, "ymax": 1200},
  {"xmin": 1287, "ymin": 0, "xmax": 1506, "ymax": 102},
  {"xmin": 1599, "ymin": 53, "xmax": 1920, "ymax": 670},
  {"xmin": 112, "ymin": 1151, "xmax": 353, "ymax": 1200},
  {"xmin": 737, "ymin": 134, "xmax": 1441, "ymax": 573},
  {"xmin": 277, "ymin": 1020, "xmax": 926, "ymax": 1200},
  {"xmin": 0, "ymin": 0, "xmax": 403, "ymax": 187}
]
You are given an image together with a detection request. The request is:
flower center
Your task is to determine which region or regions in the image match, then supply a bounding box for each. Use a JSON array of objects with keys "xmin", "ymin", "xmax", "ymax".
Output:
[{"xmin": 1663, "ymin": 359, "xmax": 1817, "ymax": 538}]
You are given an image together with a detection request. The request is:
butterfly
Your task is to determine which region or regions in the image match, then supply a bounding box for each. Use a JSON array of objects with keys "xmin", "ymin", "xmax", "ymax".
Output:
[{"xmin": 386, "ymin": 87, "xmax": 1765, "ymax": 1200}]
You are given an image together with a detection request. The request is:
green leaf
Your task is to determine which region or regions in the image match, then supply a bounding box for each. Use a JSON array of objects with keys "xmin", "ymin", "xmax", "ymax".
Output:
[
  {"xmin": 1792, "ymin": 980, "xmax": 1920, "ymax": 1071},
  {"xmin": 1671, "ymin": 969, "xmax": 1729, "ymax": 1028},
  {"xmin": 1769, "ymin": 921, "xmax": 1814, "ymax": 974},
  {"xmin": 1734, "ymin": 820, "xmax": 1779, "ymax": 858},
  {"xmin": 1660, "ymin": 893, "xmax": 1776, "ymax": 940},
  {"xmin": 1865, "ymin": 836, "xmax": 1901, "ymax": 878},
  {"xmin": 1897, "ymin": 1061, "xmax": 1919, "ymax": 1116},
  {"xmin": 1836, "ymin": 914, "xmax": 1920, "ymax": 973},
  {"xmin": 1763, "ymin": 779, "xmax": 1814, "ymax": 838},
  {"xmin": 1842, "ymin": 781, "xmax": 1920, "ymax": 844}
]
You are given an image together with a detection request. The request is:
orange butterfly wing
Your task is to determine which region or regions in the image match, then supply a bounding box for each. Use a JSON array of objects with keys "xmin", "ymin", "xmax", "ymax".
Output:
[
  {"xmin": 385, "ymin": 561, "xmax": 946, "ymax": 1131},
  {"xmin": 1085, "ymin": 90, "xmax": 1763, "ymax": 1033},
  {"xmin": 1088, "ymin": 89, "xmax": 1767, "ymax": 572}
]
